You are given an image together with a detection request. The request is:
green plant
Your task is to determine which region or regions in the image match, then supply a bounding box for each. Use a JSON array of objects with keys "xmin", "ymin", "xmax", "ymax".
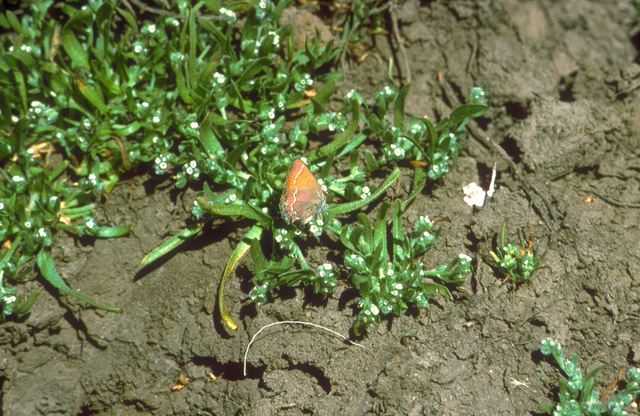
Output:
[
  {"xmin": 489, "ymin": 219, "xmax": 546, "ymax": 284},
  {"xmin": 539, "ymin": 339, "xmax": 640, "ymax": 416},
  {"xmin": 1, "ymin": 0, "xmax": 487, "ymax": 329},
  {"xmin": 144, "ymin": 69, "xmax": 486, "ymax": 332}
]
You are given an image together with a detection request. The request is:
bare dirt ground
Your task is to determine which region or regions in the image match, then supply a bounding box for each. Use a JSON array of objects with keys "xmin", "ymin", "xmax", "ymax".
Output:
[{"xmin": 2, "ymin": 0, "xmax": 640, "ymax": 415}]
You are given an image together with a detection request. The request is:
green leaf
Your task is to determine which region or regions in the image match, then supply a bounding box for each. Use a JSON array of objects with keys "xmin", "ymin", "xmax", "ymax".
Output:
[
  {"xmin": 373, "ymin": 201, "xmax": 390, "ymax": 259},
  {"xmin": 329, "ymin": 168, "xmax": 400, "ymax": 215},
  {"xmin": 196, "ymin": 198, "xmax": 272, "ymax": 229},
  {"xmin": 140, "ymin": 223, "xmax": 201, "ymax": 267},
  {"xmin": 393, "ymin": 84, "xmax": 411, "ymax": 129},
  {"xmin": 448, "ymin": 103, "xmax": 487, "ymax": 127},
  {"xmin": 5, "ymin": 10, "xmax": 23, "ymax": 35},
  {"xmin": 220, "ymin": 225, "xmax": 263, "ymax": 330},
  {"xmin": 116, "ymin": 8, "xmax": 138, "ymax": 33},
  {"xmin": 92, "ymin": 225, "xmax": 132, "ymax": 238},
  {"xmin": 311, "ymin": 79, "xmax": 336, "ymax": 115},
  {"xmin": 318, "ymin": 98, "xmax": 360, "ymax": 156},
  {"xmin": 12, "ymin": 290, "xmax": 40, "ymax": 315},
  {"xmin": 237, "ymin": 57, "xmax": 271, "ymax": 89},
  {"xmin": 199, "ymin": 116, "xmax": 224, "ymax": 156},
  {"xmin": 401, "ymin": 166, "xmax": 428, "ymax": 211},
  {"xmin": 61, "ymin": 10, "xmax": 92, "ymax": 69},
  {"xmin": 37, "ymin": 250, "xmax": 121, "ymax": 313},
  {"xmin": 76, "ymin": 76, "xmax": 108, "ymax": 114},
  {"xmin": 537, "ymin": 401, "xmax": 553, "ymax": 415}
]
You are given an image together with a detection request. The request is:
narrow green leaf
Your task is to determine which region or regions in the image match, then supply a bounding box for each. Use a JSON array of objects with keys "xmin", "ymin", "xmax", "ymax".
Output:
[
  {"xmin": 311, "ymin": 79, "xmax": 336, "ymax": 115},
  {"xmin": 236, "ymin": 57, "xmax": 271, "ymax": 89},
  {"xmin": 12, "ymin": 290, "xmax": 40, "ymax": 315},
  {"xmin": 196, "ymin": 198, "xmax": 271, "ymax": 229},
  {"xmin": 401, "ymin": 166, "xmax": 427, "ymax": 211},
  {"xmin": 373, "ymin": 201, "xmax": 390, "ymax": 258},
  {"xmin": 199, "ymin": 116, "xmax": 224, "ymax": 156},
  {"xmin": 61, "ymin": 10, "xmax": 92, "ymax": 69},
  {"xmin": 219, "ymin": 225, "xmax": 263, "ymax": 330},
  {"xmin": 13, "ymin": 68, "xmax": 27, "ymax": 113},
  {"xmin": 92, "ymin": 225, "xmax": 132, "ymax": 238},
  {"xmin": 448, "ymin": 103, "xmax": 487, "ymax": 127},
  {"xmin": 393, "ymin": 84, "xmax": 411, "ymax": 129},
  {"xmin": 537, "ymin": 401, "xmax": 553, "ymax": 415},
  {"xmin": 198, "ymin": 17, "xmax": 227, "ymax": 44},
  {"xmin": 329, "ymin": 168, "xmax": 399, "ymax": 215},
  {"xmin": 319, "ymin": 98, "xmax": 360, "ymax": 156},
  {"xmin": 140, "ymin": 223, "xmax": 201, "ymax": 266},
  {"xmin": 115, "ymin": 8, "xmax": 138, "ymax": 33},
  {"xmin": 76, "ymin": 76, "xmax": 108, "ymax": 114},
  {"xmin": 37, "ymin": 250, "xmax": 121, "ymax": 313},
  {"xmin": 5, "ymin": 10, "xmax": 23, "ymax": 35},
  {"xmin": 176, "ymin": 62, "xmax": 194, "ymax": 105},
  {"xmin": 188, "ymin": 2, "xmax": 206, "ymax": 84}
]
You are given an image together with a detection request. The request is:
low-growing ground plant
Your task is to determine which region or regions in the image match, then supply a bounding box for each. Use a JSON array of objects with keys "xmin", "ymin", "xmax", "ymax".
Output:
[
  {"xmin": 1, "ymin": 0, "xmax": 487, "ymax": 333},
  {"xmin": 539, "ymin": 339, "xmax": 640, "ymax": 416},
  {"xmin": 490, "ymin": 219, "xmax": 546, "ymax": 285}
]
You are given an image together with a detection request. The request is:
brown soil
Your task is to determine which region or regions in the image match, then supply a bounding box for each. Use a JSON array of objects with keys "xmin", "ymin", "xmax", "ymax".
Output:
[{"xmin": 3, "ymin": 1, "xmax": 640, "ymax": 415}]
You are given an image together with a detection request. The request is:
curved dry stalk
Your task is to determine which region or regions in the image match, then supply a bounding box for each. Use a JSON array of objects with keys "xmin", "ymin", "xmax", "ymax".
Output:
[{"xmin": 243, "ymin": 320, "xmax": 365, "ymax": 376}]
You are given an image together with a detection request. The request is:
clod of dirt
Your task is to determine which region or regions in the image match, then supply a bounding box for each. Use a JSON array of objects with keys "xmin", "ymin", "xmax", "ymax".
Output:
[
  {"xmin": 279, "ymin": 9, "xmax": 334, "ymax": 52},
  {"xmin": 508, "ymin": 99, "xmax": 625, "ymax": 179}
]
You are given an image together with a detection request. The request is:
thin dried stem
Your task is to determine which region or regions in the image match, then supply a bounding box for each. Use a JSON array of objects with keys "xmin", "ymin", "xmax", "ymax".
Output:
[{"xmin": 243, "ymin": 320, "xmax": 365, "ymax": 376}]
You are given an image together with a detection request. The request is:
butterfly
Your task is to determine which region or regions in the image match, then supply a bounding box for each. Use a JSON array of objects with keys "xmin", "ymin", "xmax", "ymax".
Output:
[{"xmin": 280, "ymin": 159, "xmax": 326, "ymax": 225}]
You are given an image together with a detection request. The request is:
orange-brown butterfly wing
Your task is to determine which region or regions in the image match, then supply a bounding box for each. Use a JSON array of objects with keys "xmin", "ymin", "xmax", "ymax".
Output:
[{"xmin": 280, "ymin": 159, "xmax": 326, "ymax": 225}]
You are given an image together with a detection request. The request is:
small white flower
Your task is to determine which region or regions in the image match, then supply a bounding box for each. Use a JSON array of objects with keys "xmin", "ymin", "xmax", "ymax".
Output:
[
  {"xmin": 463, "ymin": 182, "xmax": 486, "ymax": 207},
  {"xmin": 395, "ymin": 284, "xmax": 403, "ymax": 290},
  {"xmin": 186, "ymin": 167, "xmax": 193, "ymax": 175},
  {"xmin": 12, "ymin": 175, "xmax": 24, "ymax": 182},
  {"xmin": 152, "ymin": 136, "xmax": 159, "ymax": 143},
  {"xmin": 86, "ymin": 219, "xmax": 95, "ymax": 228},
  {"xmin": 159, "ymin": 162, "xmax": 167, "ymax": 170},
  {"xmin": 228, "ymin": 194, "xmax": 236, "ymax": 202},
  {"xmin": 153, "ymin": 116, "xmax": 161, "ymax": 123},
  {"xmin": 3, "ymin": 295, "xmax": 16, "ymax": 304},
  {"xmin": 309, "ymin": 225, "xmax": 319, "ymax": 234},
  {"xmin": 190, "ymin": 160, "xmax": 197, "ymax": 168},
  {"xmin": 24, "ymin": 221, "xmax": 32, "ymax": 228},
  {"xmin": 134, "ymin": 44, "xmax": 143, "ymax": 53},
  {"xmin": 370, "ymin": 304, "xmax": 379, "ymax": 315},
  {"xmin": 190, "ymin": 121, "xmax": 199, "ymax": 129},
  {"xmin": 148, "ymin": 24, "xmax": 156, "ymax": 33},
  {"xmin": 38, "ymin": 228, "xmax": 48, "ymax": 238}
]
